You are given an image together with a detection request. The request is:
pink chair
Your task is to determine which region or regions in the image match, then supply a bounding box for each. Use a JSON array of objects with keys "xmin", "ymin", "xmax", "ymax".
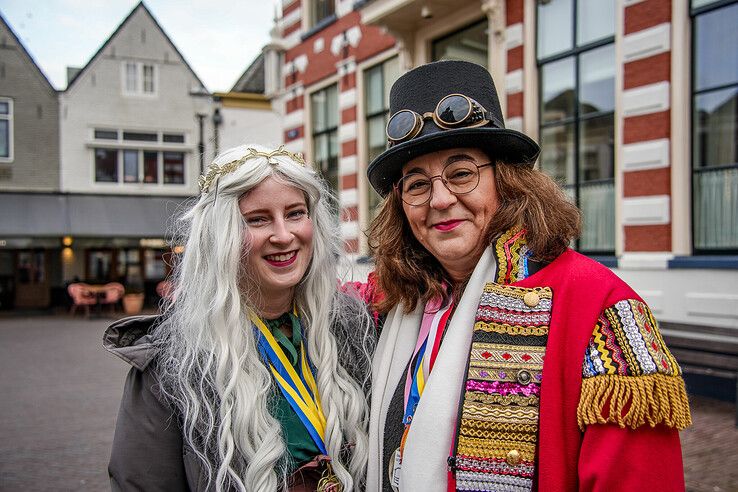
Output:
[
  {"xmin": 68, "ymin": 283, "xmax": 97, "ymax": 317},
  {"xmin": 100, "ymin": 282, "xmax": 125, "ymax": 313}
]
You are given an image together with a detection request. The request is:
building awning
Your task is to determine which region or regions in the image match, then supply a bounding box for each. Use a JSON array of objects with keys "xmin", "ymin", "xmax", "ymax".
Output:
[{"xmin": 0, "ymin": 193, "xmax": 192, "ymax": 238}]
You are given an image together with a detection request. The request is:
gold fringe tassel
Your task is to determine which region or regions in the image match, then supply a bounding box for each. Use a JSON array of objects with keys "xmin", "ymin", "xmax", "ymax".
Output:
[{"xmin": 577, "ymin": 373, "xmax": 692, "ymax": 431}]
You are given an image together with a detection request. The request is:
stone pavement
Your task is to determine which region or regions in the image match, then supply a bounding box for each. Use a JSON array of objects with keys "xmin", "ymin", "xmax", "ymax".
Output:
[{"xmin": 0, "ymin": 315, "xmax": 736, "ymax": 491}]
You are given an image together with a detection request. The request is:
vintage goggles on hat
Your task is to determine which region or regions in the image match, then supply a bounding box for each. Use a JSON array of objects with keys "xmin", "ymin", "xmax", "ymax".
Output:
[{"xmin": 386, "ymin": 94, "xmax": 494, "ymax": 145}]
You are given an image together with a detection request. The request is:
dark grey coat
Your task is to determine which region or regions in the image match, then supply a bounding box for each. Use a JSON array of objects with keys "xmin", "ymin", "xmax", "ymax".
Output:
[
  {"xmin": 104, "ymin": 307, "xmax": 374, "ymax": 491},
  {"xmin": 104, "ymin": 315, "xmax": 204, "ymax": 491}
]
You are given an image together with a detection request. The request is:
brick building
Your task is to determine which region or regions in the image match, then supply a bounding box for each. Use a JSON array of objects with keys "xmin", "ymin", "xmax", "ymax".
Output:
[{"xmin": 265, "ymin": 0, "xmax": 737, "ymax": 363}]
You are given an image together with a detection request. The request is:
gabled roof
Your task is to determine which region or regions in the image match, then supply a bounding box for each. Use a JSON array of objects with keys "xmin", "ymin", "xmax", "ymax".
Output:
[
  {"xmin": 66, "ymin": 1, "xmax": 207, "ymax": 91},
  {"xmin": 230, "ymin": 52, "xmax": 265, "ymax": 94},
  {"xmin": 0, "ymin": 13, "xmax": 57, "ymax": 93}
]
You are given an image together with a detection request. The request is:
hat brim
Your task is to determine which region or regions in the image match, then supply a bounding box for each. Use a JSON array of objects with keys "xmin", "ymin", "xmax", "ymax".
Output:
[{"xmin": 367, "ymin": 127, "xmax": 540, "ymax": 197}]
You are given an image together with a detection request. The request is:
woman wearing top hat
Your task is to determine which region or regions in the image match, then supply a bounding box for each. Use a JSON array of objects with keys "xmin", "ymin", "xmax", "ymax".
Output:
[
  {"xmin": 104, "ymin": 144, "xmax": 374, "ymax": 491},
  {"xmin": 363, "ymin": 60, "xmax": 691, "ymax": 491}
]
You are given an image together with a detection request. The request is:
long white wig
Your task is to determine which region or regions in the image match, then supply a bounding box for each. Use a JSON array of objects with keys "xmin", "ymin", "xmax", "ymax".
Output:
[{"xmin": 153, "ymin": 144, "xmax": 374, "ymax": 491}]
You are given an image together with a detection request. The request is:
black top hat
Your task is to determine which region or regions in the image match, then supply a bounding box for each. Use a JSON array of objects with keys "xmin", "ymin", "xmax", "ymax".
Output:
[{"xmin": 367, "ymin": 60, "xmax": 540, "ymax": 196}]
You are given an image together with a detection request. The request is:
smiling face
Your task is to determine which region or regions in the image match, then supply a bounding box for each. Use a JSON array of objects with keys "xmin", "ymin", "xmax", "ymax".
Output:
[
  {"xmin": 239, "ymin": 176, "xmax": 314, "ymax": 305},
  {"xmin": 400, "ymin": 147, "xmax": 499, "ymax": 283}
]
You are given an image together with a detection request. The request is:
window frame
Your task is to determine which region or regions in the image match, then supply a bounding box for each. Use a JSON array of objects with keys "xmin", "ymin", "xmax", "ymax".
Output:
[
  {"xmin": 690, "ymin": 0, "xmax": 738, "ymax": 254},
  {"xmin": 0, "ymin": 97, "xmax": 14, "ymax": 163},
  {"xmin": 92, "ymin": 128, "xmax": 186, "ymax": 186},
  {"xmin": 121, "ymin": 62, "xmax": 158, "ymax": 97},
  {"xmin": 536, "ymin": 0, "xmax": 616, "ymax": 255}
]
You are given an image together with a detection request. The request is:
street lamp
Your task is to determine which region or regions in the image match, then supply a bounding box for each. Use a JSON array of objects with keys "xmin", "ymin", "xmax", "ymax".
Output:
[
  {"xmin": 212, "ymin": 108, "xmax": 223, "ymax": 157},
  {"xmin": 195, "ymin": 113, "xmax": 206, "ymax": 174}
]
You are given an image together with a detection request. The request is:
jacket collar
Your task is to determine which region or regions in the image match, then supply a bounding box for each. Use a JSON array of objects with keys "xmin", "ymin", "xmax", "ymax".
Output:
[{"xmin": 491, "ymin": 226, "xmax": 545, "ymax": 285}]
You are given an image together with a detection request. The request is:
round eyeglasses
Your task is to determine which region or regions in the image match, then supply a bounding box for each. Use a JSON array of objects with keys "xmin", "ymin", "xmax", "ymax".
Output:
[{"xmin": 394, "ymin": 161, "xmax": 495, "ymax": 206}]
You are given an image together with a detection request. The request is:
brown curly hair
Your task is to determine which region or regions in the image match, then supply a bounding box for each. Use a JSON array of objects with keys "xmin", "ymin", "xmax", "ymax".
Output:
[{"xmin": 368, "ymin": 162, "xmax": 581, "ymax": 313}]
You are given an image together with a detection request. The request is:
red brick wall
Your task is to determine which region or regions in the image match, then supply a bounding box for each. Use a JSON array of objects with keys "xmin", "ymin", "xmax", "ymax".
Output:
[{"xmin": 622, "ymin": 0, "xmax": 673, "ymax": 252}]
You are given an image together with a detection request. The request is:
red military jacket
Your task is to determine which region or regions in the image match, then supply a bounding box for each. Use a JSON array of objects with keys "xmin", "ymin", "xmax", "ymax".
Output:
[{"xmin": 446, "ymin": 228, "xmax": 691, "ymax": 491}]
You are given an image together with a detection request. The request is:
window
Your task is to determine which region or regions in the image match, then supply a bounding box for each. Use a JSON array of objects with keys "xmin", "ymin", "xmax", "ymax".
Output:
[
  {"xmin": 432, "ymin": 19, "xmax": 489, "ymax": 68},
  {"xmin": 0, "ymin": 98, "xmax": 13, "ymax": 161},
  {"xmin": 88, "ymin": 250, "xmax": 114, "ymax": 282},
  {"xmin": 144, "ymin": 249, "xmax": 166, "ymax": 280},
  {"xmin": 691, "ymin": 0, "xmax": 738, "ymax": 252},
  {"xmin": 163, "ymin": 152, "xmax": 185, "ymax": 184},
  {"xmin": 311, "ymin": 0, "xmax": 335, "ymax": 28},
  {"xmin": 123, "ymin": 150, "xmax": 139, "ymax": 183},
  {"xmin": 125, "ymin": 63, "xmax": 138, "ymax": 92},
  {"xmin": 93, "ymin": 129, "xmax": 186, "ymax": 184},
  {"xmin": 163, "ymin": 133, "xmax": 185, "ymax": 143},
  {"xmin": 143, "ymin": 151, "xmax": 158, "ymax": 183},
  {"xmin": 122, "ymin": 62, "xmax": 156, "ymax": 95},
  {"xmin": 365, "ymin": 57, "xmax": 400, "ymax": 217},
  {"xmin": 537, "ymin": 0, "xmax": 615, "ymax": 254},
  {"xmin": 123, "ymin": 131, "xmax": 157, "ymax": 142},
  {"xmin": 94, "ymin": 129, "xmax": 118, "ymax": 140},
  {"xmin": 143, "ymin": 64, "xmax": 155, "ymax": 93},
  {"xmin": 311, "ymin": 84, "xmax": 339, "ymax": 192},
  {"xmin": 95, "ymin": 149, "xmax": 118, "ymax": 182}
]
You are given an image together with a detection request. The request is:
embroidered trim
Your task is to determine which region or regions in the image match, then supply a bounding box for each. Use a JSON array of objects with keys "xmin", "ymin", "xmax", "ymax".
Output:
[
  {"xmin": 494, "ymin": 226, "xmax": 531, "ymax": 284},
  {"xmin": 577, "ymin": 299, "xmax": 691, "ymax": 430},
  {"xmin": 473, "ymin": 323, "xmax": 549, "ymax": 336},
  {"xmin": 452, "ymin": 282, "xmax": 552, "ymax": 492},
  {"xmin": 456, "ymin": 438, "xmax": 536, "ymax": 461},
  {"xmin": 460, "ymin": 419, "xmax": 539, "ymax": 434},
  {"xmin": 464, "ymin": 393, "xmax": 540, "ymax": 407}
]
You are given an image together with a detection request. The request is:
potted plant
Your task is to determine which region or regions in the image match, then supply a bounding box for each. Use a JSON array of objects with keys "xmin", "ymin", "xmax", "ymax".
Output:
[{"xmin": 122, "ymin": 275, "xmax": 145, "ymax": 315}]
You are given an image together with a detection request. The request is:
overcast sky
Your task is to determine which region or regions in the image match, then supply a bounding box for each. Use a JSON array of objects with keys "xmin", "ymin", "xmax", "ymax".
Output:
[{"xmin": 0, "ymin": 0, "xmax": 277, "ymax": 92}]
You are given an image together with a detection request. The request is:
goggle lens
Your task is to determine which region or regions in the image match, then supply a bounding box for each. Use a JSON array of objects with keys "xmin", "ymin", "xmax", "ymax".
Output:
[
  {"xmin": 436, "ymin": 95, "xmax": 471, "ymax": 125},
  {"xmin": 387, "ymin": 110, "xmax": 417, "ymax": 141}
]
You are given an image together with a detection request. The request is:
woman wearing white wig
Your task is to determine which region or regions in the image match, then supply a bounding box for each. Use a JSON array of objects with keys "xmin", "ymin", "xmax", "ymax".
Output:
[{"xmin": 104, "ymin": 144, "xmax": 375, "ymax": 491}]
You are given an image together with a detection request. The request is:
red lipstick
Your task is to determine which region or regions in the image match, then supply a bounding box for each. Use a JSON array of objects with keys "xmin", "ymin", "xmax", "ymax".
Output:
[{"xmin": 433, "ymin": 220, "xmax": 463, "ymax": 231}]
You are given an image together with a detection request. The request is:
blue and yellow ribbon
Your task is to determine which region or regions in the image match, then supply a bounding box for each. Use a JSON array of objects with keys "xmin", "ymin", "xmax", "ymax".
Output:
[{"xmin": 250, "ymin": 308, "xmax": 328, "ymax": 455}]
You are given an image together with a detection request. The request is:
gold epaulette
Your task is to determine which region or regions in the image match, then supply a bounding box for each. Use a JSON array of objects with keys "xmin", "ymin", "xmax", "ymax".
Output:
[{"xmin": 577, "ymin": 299, "xmax": 692, "ymax": 430}]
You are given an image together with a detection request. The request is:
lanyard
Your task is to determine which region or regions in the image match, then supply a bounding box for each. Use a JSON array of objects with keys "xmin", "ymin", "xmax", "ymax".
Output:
[
  {"xmin": 250, "ymin": 308, "xmax": 328, "ymax": 456},
  {"xmin": 400, "ymin": 295, "xmax": 454, "ymax": 446}
]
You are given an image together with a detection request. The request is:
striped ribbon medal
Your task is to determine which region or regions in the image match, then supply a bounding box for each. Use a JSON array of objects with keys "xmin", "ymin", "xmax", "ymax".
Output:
[
  {"xmin": 389, "ymin": 295, "xmax": 454, "ymax": 491},
  {"xmin": 250, "ymin": 309, "xmax": 341, "ymax": 491}
]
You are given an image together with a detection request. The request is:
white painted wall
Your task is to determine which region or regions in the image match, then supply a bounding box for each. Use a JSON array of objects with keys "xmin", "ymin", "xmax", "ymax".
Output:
[
  {"xmin": 60, "ymin": 6, "xmax": 211, "ymax": 196},
  {"xmin": 612, "ymin": 267, "xmax": 738, "ymax": 330},
  {"xmin": 218, "ymin": 106, "xmax": 282, "ymax": 152}
]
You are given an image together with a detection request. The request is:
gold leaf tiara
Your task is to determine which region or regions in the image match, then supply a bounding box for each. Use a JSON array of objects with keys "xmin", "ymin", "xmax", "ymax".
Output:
[{"xmin": 198, "ymin": 146, "xmax": 307, "ymax": 194}]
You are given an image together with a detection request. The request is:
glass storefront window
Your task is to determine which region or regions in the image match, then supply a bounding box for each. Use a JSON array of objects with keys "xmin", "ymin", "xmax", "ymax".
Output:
[
  {"xmin": 537, "ymin": 0, "xmax": 573, "ymax": 59},
  {"xmin": 579, "ymin": 44, "xmax": 615, "ymax": 115},
  {"xmin": 691, "ymin": 0, "xmax": 738, "ymax": 251},
  {"xmin": 577, "ymin": 0, "xmax": 615, "ymax": 46},
  {"xmin": 538, "ymin": 0, "xmax": 615, "ymax": 254},
  {"xmin": 144, "ymin": 249, "xmax": 166, "ymax": 280},
  {"xmin": 88, "ymin": 250, "xmax": 113, "ymax": 282},
  {"xmin": 541, "ymin": 58, "xmax": 575, "ymax": 124}
]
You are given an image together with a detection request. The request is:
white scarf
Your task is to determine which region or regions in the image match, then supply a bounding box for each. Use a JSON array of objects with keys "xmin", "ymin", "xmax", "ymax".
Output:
[{"xmin": 367, "ymin": 247, "xmax": 498, "ymax": 491}]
